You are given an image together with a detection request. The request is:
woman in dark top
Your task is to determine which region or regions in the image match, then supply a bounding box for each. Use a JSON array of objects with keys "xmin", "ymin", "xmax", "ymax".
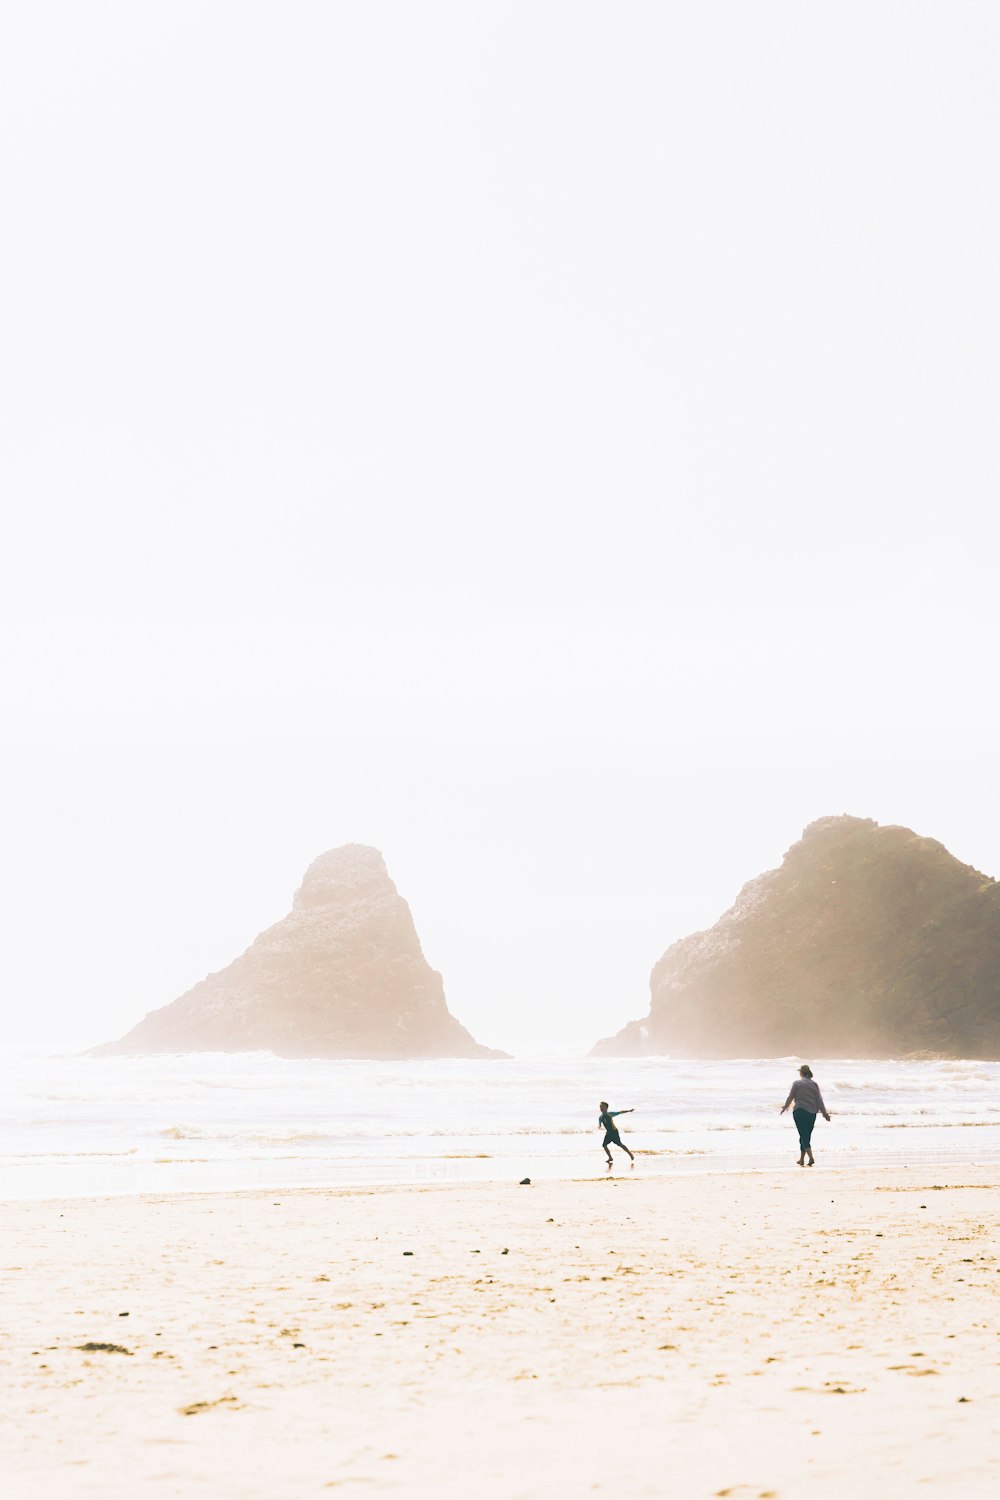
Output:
[{"xmin": 780, "ymin": 1065, "xmax": 831, "ymax": 1166}]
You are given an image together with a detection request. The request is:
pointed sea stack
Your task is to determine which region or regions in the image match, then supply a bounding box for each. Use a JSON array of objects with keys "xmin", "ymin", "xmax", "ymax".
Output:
[
  {"xmin": 592, "ymin": 816, "xmax": 1000, "ymax": 1059},
  {"xmin": 96, "ymin": 845, "xmax": 505, "ymax": 1059}
]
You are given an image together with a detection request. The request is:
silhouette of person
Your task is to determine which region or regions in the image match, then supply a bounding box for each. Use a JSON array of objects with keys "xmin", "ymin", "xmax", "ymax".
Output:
[
  {"xmin": 598, "ymin": 1100, "xmax": 635, "ymax": 1168},
  {"xmin": 780, "ymin": 1064, "xmax": 831, "ymax": 1166}
]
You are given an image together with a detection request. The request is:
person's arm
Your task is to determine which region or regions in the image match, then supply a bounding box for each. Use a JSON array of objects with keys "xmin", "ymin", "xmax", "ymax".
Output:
[
  {"xmin": 780, "ymin": 1085, "xmax": 795, "ymax": 1114},
  {"xmin": 816, "ymin": 1088, "xmax": 831, "ymax": 1121},
  {"xmin": 610, "ymin": 1109, "xmax": 634, "ymax": 1118}
]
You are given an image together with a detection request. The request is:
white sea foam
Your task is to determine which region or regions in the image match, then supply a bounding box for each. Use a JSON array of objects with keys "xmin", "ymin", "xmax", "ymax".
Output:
[{"xmin": 3, "ymin": 1050, "xmax": 1000, "ymax": 1199}]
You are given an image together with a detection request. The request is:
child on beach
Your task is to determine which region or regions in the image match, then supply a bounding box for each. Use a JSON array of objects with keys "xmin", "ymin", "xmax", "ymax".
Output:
[{"xmin": 598, "ymin": 1101, "xmax": 635, "ymax": 1168}]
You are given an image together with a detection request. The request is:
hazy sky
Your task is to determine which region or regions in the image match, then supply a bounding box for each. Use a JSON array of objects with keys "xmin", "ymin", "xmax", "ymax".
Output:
[{"xmin": 2, "ymin": 3, "xmax": 998, "ymax": 1054}]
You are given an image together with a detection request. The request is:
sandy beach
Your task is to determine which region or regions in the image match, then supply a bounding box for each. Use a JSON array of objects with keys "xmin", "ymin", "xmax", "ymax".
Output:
[{"xmin": 4, "ymin": 1164, "xmax": 999, "ymax": 1498}]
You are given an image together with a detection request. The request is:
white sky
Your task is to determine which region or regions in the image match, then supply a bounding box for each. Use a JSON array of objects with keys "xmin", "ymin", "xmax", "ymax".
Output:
[{"xmin": 2, "ymin": 2, "xmax": 998, "ymax": 1054}]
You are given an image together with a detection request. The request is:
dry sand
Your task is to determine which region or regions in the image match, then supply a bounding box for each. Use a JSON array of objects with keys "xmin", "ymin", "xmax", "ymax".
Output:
[{"xmin": 3, "ymin": 1164, "xmax": 999, "ymax": 1498}]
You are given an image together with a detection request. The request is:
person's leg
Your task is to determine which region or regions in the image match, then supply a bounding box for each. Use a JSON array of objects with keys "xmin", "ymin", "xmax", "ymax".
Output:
[
  {"xmin": 603, "ymin": 1132, "xmax": 614, "ymax": 1167},
  {"xmin": 792, "ymin": 1108, "xmax": 810, "ymax": 1163},
  {"xmin": 796, "ymin": 1109, "xmax": 817, "ymax": 1163},
  {"xmin": 609, "ymin": 1131, "xmax": 635, "ymax": 1166}
]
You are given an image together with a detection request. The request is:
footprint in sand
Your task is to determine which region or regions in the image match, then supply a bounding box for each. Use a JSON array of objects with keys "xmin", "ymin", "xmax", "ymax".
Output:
[
  {"xmin": 179, "ymin": 1395, "xmax": 242, "ymax": 1416},
  {"xmin": 715, "ymin": 1488, "xmax": 778, "ymax": 1498}
]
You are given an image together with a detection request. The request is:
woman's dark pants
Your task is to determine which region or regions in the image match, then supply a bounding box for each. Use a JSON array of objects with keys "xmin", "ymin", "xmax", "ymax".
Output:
[{"xmin": 792, "ymin": 1108, "xmax": 816, "ymax": 1152}]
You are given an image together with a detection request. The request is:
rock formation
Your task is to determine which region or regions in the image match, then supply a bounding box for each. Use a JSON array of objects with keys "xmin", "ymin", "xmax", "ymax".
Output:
[
  {"xmin": 96, "ymin": 845, "xmax": 505, "ymax": 1059},
  {"xmin": 592, "ymin": 816, "xmax": 1000, "ymax": 1059}
]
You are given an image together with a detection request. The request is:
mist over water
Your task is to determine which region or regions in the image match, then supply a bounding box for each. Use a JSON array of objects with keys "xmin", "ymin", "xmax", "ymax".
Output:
[{"xmin": 4, "ymin": 1052, "xmax": 1000, "ymax": 1200}]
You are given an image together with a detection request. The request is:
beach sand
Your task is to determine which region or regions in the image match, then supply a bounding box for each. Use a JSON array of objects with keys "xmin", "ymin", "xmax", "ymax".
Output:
[{"xmin": 4, "ymin": 1163, "xmax": 999, "ymax": 1498}]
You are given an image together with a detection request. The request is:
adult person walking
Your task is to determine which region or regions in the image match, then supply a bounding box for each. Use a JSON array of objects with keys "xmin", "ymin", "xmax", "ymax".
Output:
[
  {"xmin": 780, "ymin": 1065, "xmax": 830, "ymax": 1166},
  {"xmin": 598, "ymin": 1101, "xmax": 635, "ymax": 1169}
]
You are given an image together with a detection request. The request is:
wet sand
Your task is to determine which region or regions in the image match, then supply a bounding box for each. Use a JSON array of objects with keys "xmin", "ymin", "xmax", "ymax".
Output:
[{"xmin": 4, "ymin": 1164, "xmax": 999, "ymax": 1497}]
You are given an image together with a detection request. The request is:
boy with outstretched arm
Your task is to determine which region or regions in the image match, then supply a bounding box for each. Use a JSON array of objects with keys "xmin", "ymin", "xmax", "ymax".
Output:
[{"xmin": 598, "ymin": 1101, "xmax": 635, "ymax": 1168}]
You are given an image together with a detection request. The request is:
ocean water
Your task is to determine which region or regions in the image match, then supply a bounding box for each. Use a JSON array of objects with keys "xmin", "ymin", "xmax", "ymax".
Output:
[{"xmin": 3, "ymin": 1051, "xmax": 1000, "ymax": 1200}]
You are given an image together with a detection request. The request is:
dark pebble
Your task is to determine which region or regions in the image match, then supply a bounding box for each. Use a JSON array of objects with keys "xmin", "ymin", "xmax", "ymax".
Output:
[
  {"xmin": 403, "ymin": 1251, "xmax": 413, "ymax": 1256},
  {"xmin": 520, "ymin": 1178, "xmax": 531, "ymax": 1186}
]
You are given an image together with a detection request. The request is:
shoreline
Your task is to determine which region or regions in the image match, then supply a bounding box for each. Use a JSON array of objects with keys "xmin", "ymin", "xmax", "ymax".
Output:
[
  {"xmin": 10, "ymin": 1159, "xmax": 1000, "ymax": 1216},
  {"xmin": 9, "ymin": 1141, "xmax": 1000, "ymax": 1207}
]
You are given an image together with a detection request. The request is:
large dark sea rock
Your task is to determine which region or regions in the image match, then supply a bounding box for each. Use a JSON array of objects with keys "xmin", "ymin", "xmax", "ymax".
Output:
[
  {"xmin": 95, "ymin": 845, "xmax": 505, "ymax": 1059},
  {"xmin": 592, "ymin": 816, "xmax": 1000, "ymax": 1059}
]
